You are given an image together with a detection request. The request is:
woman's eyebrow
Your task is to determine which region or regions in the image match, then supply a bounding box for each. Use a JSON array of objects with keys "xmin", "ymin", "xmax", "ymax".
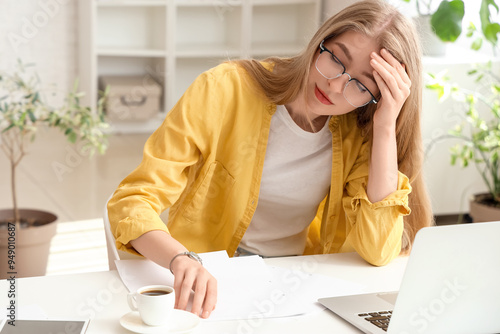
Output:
[{"xmin": 334, "ymin": 42, "xmax": 352, "ymax": 62}]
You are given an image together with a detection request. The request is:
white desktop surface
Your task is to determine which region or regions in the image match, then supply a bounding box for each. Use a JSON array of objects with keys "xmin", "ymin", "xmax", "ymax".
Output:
[{"xmin": 0, "ymin": 252, "xmax": 408, "ymax": 334}]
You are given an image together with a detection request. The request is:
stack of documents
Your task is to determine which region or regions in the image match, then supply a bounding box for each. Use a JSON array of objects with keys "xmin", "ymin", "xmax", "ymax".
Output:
[{"xmin": 115, "ymin": 251, "xmax": 364, "ymax": 321}]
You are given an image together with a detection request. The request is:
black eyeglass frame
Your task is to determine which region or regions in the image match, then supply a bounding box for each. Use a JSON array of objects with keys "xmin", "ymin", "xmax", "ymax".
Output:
[{"xmin": 317, "ymin": 38, "xmax": 378, "ymax": 107}]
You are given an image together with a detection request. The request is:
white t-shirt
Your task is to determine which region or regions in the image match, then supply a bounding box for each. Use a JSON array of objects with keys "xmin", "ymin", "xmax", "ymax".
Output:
[{"xmin": 239, "ymin": 105, "xmax": 333, "ymax": 256}]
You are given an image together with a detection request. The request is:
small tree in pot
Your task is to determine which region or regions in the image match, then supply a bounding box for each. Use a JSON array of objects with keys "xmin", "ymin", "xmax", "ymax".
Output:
[{"xmin": 0, "ymin": 61, "xmax": 108, "ymax": 278}]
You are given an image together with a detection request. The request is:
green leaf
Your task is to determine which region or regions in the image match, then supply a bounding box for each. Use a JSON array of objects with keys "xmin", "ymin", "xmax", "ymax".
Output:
[
  {"xmin": 492, "ymin": 151, "xmax": 499, "ymax": 163},
  {"xmin": 471, "ymin": 37, "xmax": 483, "ymax": 50},
  {"xmin": 1, "ymin": 123, "xmax": 15, "ymax": 133},
  {"xmin": 32, "ymin": 92, "xmax": 40, "ymax": 104},
  {"xmin": 466, "ymin": 22, "xmax": 477, "ymax": 37},
  {"xmin": 68, "ymin": 131, "xmax": 77, "ymax": 143},
  {"xmin": 27, "ymin": 110, "xmax": 36, "ymax": 122},
  {"xmin": 19, "ymin": 112, "xmax": 27, "ymax": 124},
  {"xmin": 431, "ymin": 0, "xmax": 465, "ymax": 42},
  {"xmin": 480, "ymin": 0, "xmax": 500, "ymax": 47},
  {"xmin": 484, "ymin": 22, "xmax": 500, "ymax": 45}
]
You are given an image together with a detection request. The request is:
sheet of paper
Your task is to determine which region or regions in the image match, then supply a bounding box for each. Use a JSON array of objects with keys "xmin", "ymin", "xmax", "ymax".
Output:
[
  {"xmin": 115, "ymin": 252, "xmax": 365, "ymax": 321},
  {"xmin": 115, "ymin": 250, "xmax": 230, "ymax": 293},
  {"xmin": 264, "ymin": 266, "xmax": 365, "ymax": 315}
]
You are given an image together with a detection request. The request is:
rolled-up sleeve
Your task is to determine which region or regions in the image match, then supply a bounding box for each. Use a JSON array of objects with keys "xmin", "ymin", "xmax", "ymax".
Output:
[{"xmin": 343, "ymin": 171, "xmax": 412, "ymax": 266}]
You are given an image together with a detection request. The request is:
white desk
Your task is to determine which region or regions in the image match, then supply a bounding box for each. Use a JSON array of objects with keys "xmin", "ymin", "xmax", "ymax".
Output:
[{"xmin": 0, "ymin": 252, "xmax": 408, "ymax": 333}]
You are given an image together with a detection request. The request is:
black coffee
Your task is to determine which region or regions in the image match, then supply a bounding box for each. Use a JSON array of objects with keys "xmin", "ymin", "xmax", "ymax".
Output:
[{"xmin": 141, "ymin": 289, "xmax": 171, "ymax": 296}]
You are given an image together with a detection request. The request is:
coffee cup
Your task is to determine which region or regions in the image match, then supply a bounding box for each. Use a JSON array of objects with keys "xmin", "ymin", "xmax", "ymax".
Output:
[{"xmin": 127, "ymin": 285, "xmax": 175, "ymax": 326}]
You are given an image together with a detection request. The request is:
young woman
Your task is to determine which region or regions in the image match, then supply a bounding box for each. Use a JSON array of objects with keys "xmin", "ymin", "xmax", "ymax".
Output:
[{"xmin": 107, "ymin": 0, "xmax": 433, "ymax": 319}]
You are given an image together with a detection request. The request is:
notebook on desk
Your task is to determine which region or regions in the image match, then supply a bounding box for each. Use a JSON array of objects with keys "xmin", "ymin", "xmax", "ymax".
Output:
[{"xmin": 318, "ymin": 221, "xmax": 500, "ymax": 334}]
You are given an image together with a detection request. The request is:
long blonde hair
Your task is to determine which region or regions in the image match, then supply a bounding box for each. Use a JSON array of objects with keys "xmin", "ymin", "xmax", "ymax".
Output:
[{"xmin": 234, "ymin": 0, "xmax": 434, "ymax": 254}]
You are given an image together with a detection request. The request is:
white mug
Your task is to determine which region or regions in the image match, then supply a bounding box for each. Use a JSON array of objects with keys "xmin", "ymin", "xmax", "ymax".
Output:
[{"xmin": 127, "ymin": 285, "xmax": 175, "ymax": 326}]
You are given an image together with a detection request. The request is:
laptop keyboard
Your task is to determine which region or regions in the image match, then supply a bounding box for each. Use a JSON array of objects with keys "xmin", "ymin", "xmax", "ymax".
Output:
[{"xmin": 358, "ymin": 310, "xmax": 393, "ymax": 332}]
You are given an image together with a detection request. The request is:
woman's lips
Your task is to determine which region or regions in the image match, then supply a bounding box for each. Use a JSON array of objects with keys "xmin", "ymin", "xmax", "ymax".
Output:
[{"xmin": 315, "ymin": 85, "xmax": 333, "ymax": 105}]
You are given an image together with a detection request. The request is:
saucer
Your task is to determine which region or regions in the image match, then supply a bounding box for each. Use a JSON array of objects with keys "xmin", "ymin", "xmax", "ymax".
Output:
[{"xmin": 119, "ymin": 309, "xmax": 200, "ymax": 334}]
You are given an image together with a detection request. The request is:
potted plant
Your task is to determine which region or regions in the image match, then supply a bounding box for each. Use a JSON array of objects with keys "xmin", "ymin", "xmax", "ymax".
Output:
[
  {"xmin": 0, "ymin": 61, "xmax": 109, "ymax": 278},
  {"xmin": 425, "ymin": 0, "xmax": 500, "ymax": 222}
]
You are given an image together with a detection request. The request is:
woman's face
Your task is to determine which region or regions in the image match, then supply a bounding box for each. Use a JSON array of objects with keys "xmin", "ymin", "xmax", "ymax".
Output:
[{"xmin": 305, "ymin": 30, "xmax": 380, "ymax": 117}]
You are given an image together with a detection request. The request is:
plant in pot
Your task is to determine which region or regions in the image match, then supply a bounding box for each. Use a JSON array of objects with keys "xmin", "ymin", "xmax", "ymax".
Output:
[
  {"xmin": 0, "ymin": 61, "xmax": 109, "ymax": 278},
  {"xmin": 426, "ymin": 3, "xmax": 500, "ymax": 222},
  {"xmin": 427, "ymin": 63, "xmax": 500, "ymax": 222}
]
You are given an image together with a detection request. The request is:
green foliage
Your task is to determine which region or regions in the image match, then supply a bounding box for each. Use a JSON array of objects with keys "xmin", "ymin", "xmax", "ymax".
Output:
[
  {"xmin": 480, "ymin": 0, "xmax": 500, "ymax": 46},
  {"xmin": 0, "ymin": 61, "xmax": 108, "ymax": 157},
  {"xmin": 431, "ymin": 0, "xmax": 464, "ymax": 42},
  {"xmin": 0, "ymin": 60, "xmax": 109, "ymax": 223},
  {"xmin": 404, "ymin": 0, "xmax": 500, "ymax": 50},
  {"xmin": 426, "ymin": 63, "xmax": 500, "ymax": 203}
]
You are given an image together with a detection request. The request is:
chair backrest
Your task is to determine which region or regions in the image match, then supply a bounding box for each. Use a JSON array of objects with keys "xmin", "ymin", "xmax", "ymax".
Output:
[{"xmin": 103, "ymin": 196, "xmax": 141, "ymax": 270}]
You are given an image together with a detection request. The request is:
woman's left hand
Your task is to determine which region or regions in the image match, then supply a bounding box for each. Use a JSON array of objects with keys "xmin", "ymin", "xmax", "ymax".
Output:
[{"xmin": 370, "ymin": 48, "xmax": 411, "ymax": 129}]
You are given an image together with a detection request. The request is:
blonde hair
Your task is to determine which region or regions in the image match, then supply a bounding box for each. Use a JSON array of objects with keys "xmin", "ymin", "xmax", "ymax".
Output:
[{"xmin": 233, "ymin": 0, "xmax": 434, "ymax": 254}]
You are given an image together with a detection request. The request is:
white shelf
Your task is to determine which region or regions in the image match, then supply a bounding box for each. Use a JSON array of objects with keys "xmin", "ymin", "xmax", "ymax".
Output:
[
  {"xmin": 96, "ymin": 0, "xmax": 167, "ymax": 7},
  {"xmin": 175, "ymin": 0, "xmax": 243, "ymax": 7},
  {"xmin": 175, "ymin": 44, "xmax": 240, "ymax": 58},
  {"xmin": 79, "ymin": 0, "xmax": 321, "ymax": 133},
  {"xmin": 106, "ymin": 114, "xmax": 166, "ymax": 134},
  {"xmin": 96, "ymin": 6, "xmax": 166, "ymax": 51},
  {"xmin": 97, "ymin": 57, "xmax": 165, "ymax": 78},
  {"xmin": 250, "ymin": 42, "xmax": 306, "ymax": 57},
  {"xmin": 97, "ymin": 48, "xmax": 167, "ymax": 57},
  {"xmin": 251, "ymin": 3, "xmax": 318, "ymax": 52},
  {"xmin": 252, "ymin": 0, "xmax": 319, "ymax": 5},
  {"xmin": 175, "ymin": 5, "xmax": 242, "ymax": 53}
]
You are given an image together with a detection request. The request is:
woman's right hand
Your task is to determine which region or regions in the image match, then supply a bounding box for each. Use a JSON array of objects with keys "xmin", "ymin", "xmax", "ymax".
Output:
[
  {"xmin": 170, "ymin": 255, "xmax": 218, "ymax": 319},
  {"xmin": 129, "ymin": 230, "xmax": 217, "ymax": 319}
]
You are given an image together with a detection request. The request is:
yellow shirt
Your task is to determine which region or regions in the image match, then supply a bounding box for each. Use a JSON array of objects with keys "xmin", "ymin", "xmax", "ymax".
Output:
[{"xmin": 107, "ymin": 62, "xmax": 411, "ymax": 266}]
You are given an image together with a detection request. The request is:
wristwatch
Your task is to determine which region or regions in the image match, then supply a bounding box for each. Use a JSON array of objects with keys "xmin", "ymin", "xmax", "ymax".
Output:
[{"xmin": 169, "ymin": 251, "xmax": 203, "ymax": 274}]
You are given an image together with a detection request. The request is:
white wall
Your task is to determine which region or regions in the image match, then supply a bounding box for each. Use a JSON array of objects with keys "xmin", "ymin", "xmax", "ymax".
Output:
[{"xmin": 0, "ymin": 0, "xmax": 77, "ymax": 105}]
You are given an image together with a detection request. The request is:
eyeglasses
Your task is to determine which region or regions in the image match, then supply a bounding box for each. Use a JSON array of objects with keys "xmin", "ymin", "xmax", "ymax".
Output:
[{"xmin": 315, "ymin": 38, "xmax": 378, "ymax": 108}]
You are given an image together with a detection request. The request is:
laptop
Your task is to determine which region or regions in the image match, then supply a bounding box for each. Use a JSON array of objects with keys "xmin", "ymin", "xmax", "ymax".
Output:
[{"xmin": 318, "ymin": 221, "xmax": 500, "ymax": 334}]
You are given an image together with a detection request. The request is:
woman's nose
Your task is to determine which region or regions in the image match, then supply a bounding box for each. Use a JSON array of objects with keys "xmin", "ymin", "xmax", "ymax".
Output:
[{"xmin": 327, "ymin": 73, "xmax": 349, "ymax": 93}]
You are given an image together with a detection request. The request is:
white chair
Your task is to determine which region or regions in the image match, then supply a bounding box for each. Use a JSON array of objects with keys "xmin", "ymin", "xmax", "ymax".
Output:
[{"xmin": 103, "ymin": 197, "xmax": 142, "ymax": 270}]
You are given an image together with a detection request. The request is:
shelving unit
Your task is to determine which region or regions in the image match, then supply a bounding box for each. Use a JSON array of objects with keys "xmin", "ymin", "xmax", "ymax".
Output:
[{"xmin": 78, "ymin": 0, "xmax": 321, "ymax": 133}]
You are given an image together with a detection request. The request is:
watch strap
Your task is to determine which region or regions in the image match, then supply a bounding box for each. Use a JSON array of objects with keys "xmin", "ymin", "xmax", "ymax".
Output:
[{"xmin": 169, "ymin": 251, "xmax": 203, "ymax": 274}]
